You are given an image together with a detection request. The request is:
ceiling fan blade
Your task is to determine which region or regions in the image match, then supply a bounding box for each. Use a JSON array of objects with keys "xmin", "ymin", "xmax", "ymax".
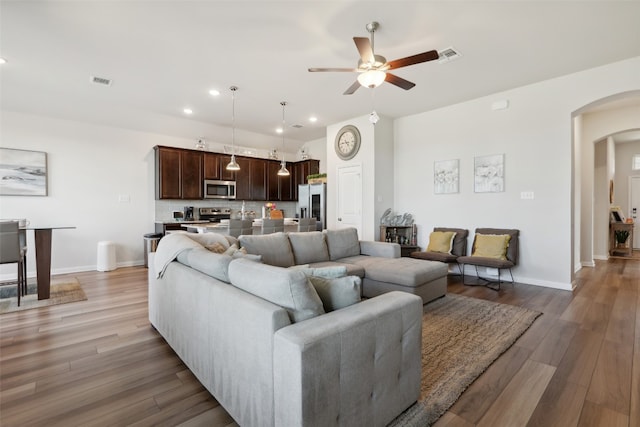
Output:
[
  {"xmin": 353, "ymin": 37, "xmax": 374, "ymax": 64},
  {"xmin": 343, "ymin": 80, "xmax": 361, "ymax": 95},
  {"xmin": 387, "ymin": 50, "xmax": 439, "ymax": 70},
  {"xmin": 385, "ymin": 73, "xmax": 416, "ymax": 90},
  {"xmin": 308, "ymin": 67, "xmax": 360, "ymax": 72}
]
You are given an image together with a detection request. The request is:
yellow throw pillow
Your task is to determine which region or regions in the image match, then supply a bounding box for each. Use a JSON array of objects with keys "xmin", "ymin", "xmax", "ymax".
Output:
[
  {"xmin": 426, "ymin": 231, "xmax": 457, "ymax": 254},
  {"xmin": 472, "ymin": 234, "xmax": 511, "ymax": 260}
]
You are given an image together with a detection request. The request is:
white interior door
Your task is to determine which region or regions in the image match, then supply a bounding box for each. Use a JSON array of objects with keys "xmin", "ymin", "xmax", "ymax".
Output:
[
  {"xmin": 630, "ymin": 176, "xmax": 640, "ymax": 248},
  {"xmin": 337, "ymin": 164, "xmax": 362, "ymax": 236}
]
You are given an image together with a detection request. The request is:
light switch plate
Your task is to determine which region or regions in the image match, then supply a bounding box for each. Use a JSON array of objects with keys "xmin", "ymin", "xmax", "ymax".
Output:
[
  {"xmin": 118, "ymin": 194, "xmax": 131, "ymax": 203},
  {"xmin": 520, "ymin": 191, "xmax": 534, "ymax": 200}
]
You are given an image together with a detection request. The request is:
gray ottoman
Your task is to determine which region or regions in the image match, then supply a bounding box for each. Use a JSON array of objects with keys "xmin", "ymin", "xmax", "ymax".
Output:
[{"xmin": 348, "ymin": 257, "xmax": 448, "ymax": 304}]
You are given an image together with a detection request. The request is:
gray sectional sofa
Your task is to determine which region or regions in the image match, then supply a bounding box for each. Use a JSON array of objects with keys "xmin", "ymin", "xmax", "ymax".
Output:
[
  {"xmin": 149, "ymin": 231, "xmax": 429, "ymax": 427},
  {"xmin": 148, "ymin": 229, "xmax": 448, "ymax": 426}
]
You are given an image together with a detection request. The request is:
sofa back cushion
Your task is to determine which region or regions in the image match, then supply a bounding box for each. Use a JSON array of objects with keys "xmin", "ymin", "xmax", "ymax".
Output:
[
  {"xmin": 228, "ymin": 258, "xmax": 325, "ymax": 323},
  {"xmin": 187, "ymin": 247, "xmax": 234, "ymax": 283},
  {"xmin": 238, "ymin": 232, "xmax": 295, "ymax": 267},
  {"xmin": 325, "ymin": 228, "xmax": 361, "ymax": 261},
  {"xmin": 287, "ymin": 231, "xmax": 330, "ymax": 265}
]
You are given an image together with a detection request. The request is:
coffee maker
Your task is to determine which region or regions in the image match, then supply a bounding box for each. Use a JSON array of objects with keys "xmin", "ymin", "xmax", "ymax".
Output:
[{"xmin": 184, "ymin": 206, "xmax": 194, "ymax": 221}]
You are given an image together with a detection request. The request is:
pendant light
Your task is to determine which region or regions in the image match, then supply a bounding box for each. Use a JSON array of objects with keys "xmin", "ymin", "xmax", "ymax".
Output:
[
  {"xmin": 226, "ymin": 86, "xmax": 240, "ymax": 171},
  {"xmin": 277, "ymin": 101, "xmax": 290, "ymax": 176}
]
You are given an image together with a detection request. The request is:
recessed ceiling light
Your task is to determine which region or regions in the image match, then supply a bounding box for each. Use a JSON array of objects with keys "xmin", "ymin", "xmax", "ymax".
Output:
[
  {"xmin": 309, "ymin": 116, "xmax": 317, "ymax": 123},
  {"xmin": 183, "ymin": 108, "xmax": 193, "ymax": 115},
  {"xmin": 276, "ymin": 127, "xmax": 283, "ymax": 134},
  {"xmin": 0, "ymin": 58, "xmax": 7, "ymax": 64},
  {"xmin": 209, "ymin": 89, "xmax": 220, "ymax": 97}
]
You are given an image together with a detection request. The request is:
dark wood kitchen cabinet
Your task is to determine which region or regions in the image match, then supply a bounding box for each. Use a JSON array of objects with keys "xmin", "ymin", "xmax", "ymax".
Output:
[
  {"xmin": 204, "ymin": 153, "xmax": 237, "ymax": 181},
  {"xmin": 291, "ymin": 159, "xmax": 319, "ymax": 200},
  {"xmin": 267, "ymin": 160, "xmax": 293, "ymax": 201},
  {"xmin": 249, "ymin": 158, "xmax": 267, "ymax": 200},
  {"xmin": 155, "ymin": 146, "xmax": 203, "ymax": 200},
  {"xmin": 155, "ymin": 145, "xmax": 317, "ymax": 201}
]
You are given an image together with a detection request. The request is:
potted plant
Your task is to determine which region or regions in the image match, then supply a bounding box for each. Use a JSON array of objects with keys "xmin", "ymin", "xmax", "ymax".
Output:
[
  {"xmin": 614, "ymin": 229, "xmax": 630, "ymax": 248},
  {"xmin": 307, "ymin": 173, "xmax": 327, "ymax": 184}
]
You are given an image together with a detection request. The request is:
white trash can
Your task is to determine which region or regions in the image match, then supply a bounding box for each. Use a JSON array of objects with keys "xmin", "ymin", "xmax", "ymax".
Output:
[{"xmin": 97, "ymin": 241, "xmax": 116, "ymax": 272}]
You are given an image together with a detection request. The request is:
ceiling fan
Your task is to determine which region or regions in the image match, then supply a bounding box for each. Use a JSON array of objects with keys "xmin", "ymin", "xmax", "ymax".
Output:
[{"xmin": 308, "ymin": 21, "xmax": 439, "ymax": 95}]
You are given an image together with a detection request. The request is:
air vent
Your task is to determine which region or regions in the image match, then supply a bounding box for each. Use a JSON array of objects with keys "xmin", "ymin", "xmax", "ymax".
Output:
[
  {"xmin": 290, "ymin": 124, "xmax": 303, "ymax": 129},
  {"xmin": 437, "ymin": 47, "xmax": 461, "ymax": 64},
  {"xmin": 90, "ymin": 76, "xmax": 112, "ymax": 86}
]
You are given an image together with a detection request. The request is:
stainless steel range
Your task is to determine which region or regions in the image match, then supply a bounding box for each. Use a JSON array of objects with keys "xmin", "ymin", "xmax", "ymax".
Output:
[{"xmin": 198, "ymin": 207, "xmax": 232, "ymax": 223}]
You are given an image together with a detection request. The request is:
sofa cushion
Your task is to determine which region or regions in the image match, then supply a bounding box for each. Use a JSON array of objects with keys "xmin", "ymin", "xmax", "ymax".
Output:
[
  {"xmin": 307, "ymin": 275, "xmax": 361, "ymax": 312},
  {"xmin": 228, "ymin": 258, "xmax": 325, "ymax": 323},
  {"xmin": 287, "ymin": 231, "xmax": 330, "ymax": 265},
  {"xmin": 352, "ymin": 257, "xmax": 448, "ymax": 287},
  {"xmin": 325, "ymin": 228, "xmax": 361, "ymax": 261},
  {"xmin": 187, "ymin": 247, "xmax": 233, "ymax": 283},
  {"xmin": 238, "ymin": 232, "xmax": 295, "ymax": 267}
]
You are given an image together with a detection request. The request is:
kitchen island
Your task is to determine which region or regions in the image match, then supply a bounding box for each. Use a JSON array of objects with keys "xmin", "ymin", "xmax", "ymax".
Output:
[{"xmin": 182, "ymin": 219, "xmax": 301, "ymax": 235}]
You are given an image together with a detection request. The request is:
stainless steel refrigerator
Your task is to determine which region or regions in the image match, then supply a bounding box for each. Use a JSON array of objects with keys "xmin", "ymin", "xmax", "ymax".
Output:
[{"xmin": 298, "ymin": 183, "xmax": 326, "ymax": 230}]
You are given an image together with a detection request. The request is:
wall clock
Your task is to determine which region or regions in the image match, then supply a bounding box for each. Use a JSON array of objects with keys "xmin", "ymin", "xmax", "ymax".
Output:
[{"xmin": 335, "ymin": 125, "xmax": 361, "ymax": 160}]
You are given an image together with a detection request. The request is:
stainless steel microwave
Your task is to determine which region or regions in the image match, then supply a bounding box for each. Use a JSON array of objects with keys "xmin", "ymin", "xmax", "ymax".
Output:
[{"xmin": 203, "ymin": 180, "xmax": 236, "ymax": 199}]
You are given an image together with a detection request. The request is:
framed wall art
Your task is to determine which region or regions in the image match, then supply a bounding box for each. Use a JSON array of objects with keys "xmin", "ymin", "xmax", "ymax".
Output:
[
  {"xmin": 0, "ymin": 148, "xmax": 48, "ymax": 196},
  {"xmin": 474, "ymin": 154, "xmax": 504, "ymax": 193},
  {"xmin": 434, "ymin": 159, "xmax": 459, "ymax": 194}
]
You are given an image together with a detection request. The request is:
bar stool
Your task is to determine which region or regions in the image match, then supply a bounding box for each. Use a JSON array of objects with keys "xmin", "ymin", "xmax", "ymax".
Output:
[
  {"xmin": 261, "ymin": 218, "xmax": 284, "ymax": 234},
  {"xmin": 0, "ymin": 221, "xmax": 27, "ymax": 306}
]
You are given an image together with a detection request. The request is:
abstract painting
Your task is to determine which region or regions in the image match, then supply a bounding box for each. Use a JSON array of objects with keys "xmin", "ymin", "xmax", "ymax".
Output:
[
  {"xmin": 434, "ymin": 159, "xmax": 459, "ymax": 194},
  {"xmin": 474, "ymin": 154, "xmax": 504, "ymax": 193},
  {"xmin": 0, "ymin": 148, "xmax": 48, "ymax": 196}
]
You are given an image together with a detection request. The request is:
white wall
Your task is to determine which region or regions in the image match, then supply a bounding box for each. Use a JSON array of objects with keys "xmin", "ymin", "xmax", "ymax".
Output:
[
  {"xmin": 394, "ymin": 57, "xmax": 640, "ymax": 290},
  {"xmin": 0, "ymin": 111, "xmax": 303, "ymax": 279},
  {"xmin": 326, "ymin": 115, "xmax": 394, "ymax": 241},
  {"xmin": 301, "ymin": 137, "xmax": 327, "ymax": 174}
]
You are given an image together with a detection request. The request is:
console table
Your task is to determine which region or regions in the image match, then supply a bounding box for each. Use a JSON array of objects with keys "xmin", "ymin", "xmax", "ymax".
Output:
[{"xmin": 609, "ymin": 222, "xmax": 634, "ymax": 258}]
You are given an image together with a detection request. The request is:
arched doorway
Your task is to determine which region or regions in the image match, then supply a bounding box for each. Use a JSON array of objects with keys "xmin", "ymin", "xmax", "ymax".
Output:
[{"xmin": 572, "ymin": 90, "xmax": 640, "ymax": 282}]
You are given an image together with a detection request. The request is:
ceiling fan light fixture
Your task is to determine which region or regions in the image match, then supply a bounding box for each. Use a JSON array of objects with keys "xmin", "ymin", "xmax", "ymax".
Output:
[{"xmin": 357, "ymin": 69, "xmax": 386, "ymax": 88}]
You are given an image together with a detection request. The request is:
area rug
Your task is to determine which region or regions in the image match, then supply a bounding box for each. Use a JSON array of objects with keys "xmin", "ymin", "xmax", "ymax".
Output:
[
  {"xmin": 389, "ymin": 293, "xmax": 541, "ymax": 426},
  {"xmin": 0, "ymin": 278, "xmax": 87, "ymax": 314}
]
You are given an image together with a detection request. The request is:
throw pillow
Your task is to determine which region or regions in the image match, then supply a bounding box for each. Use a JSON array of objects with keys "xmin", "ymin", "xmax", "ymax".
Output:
[
  {"xmin": 290, "ymin": 265, "xmax": 348, "ymax": 279},
  {"xmin": 287, "ymin": 231, "xmax": 330, "ymax": 265},
  {"xmin": 238, "ymin": 233, "xmax": 295, "ymax": 267},
  {"xmin": 472, "ymin": 234, "xmax": 511, "ymax": 260},
  {"xmin": 426, "ymin": 231, "xmax": 457, "ymax": 254},
  {"xmin": 325, "ymin": 228, "xmax": 361, "ymax": 261},
  {"xmin": 307, "ymin": 275, "xmax": 361, "ymax": 312},
  {"xmin": 228, "ymin": 258, "xmax": 325, "ymax": 323}
]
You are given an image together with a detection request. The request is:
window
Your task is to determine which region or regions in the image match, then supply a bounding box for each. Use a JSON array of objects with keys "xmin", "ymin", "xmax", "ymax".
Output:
[{"xmin": 634, "ymin": 154, "xmax": 640, "ymax": 171}]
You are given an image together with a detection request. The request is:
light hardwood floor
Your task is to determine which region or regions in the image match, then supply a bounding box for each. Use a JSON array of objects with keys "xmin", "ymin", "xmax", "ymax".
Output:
[{"xmin": 0, "ymin": 257, "xmax": 638, "ymax": 426}]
